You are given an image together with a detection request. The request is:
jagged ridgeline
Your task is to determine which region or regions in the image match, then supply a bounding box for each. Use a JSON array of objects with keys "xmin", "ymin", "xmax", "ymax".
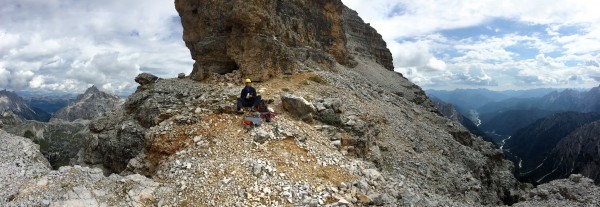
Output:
[{"xmin": 3, "ymin": 0, "xmax": 600, "ymax": 206}]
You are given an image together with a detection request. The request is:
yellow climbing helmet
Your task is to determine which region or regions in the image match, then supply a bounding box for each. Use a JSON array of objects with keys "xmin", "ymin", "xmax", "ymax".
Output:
[{"xmin": 244, "ymin": 78, "xmax": 252, "ymax": 83}]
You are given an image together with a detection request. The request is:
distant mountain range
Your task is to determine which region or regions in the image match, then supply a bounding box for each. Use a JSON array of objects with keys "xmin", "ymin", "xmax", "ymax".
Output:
[
  {"xmin": 428, "ymin": 86, "xmax": 600, "ymax": 185},
  {"xmin": 504, "ymin": 112, "xmax": 600, "ymax": 184},
  {"xmin": 426, "ymin": 88, "xmax": 561, "ymax": 112},
  {"xmin": 19, "ymin": 93, "xmax": 76, "ymax": 115},
  {"xmin": 1, "ymin": 86, "xmax": 123, "ymax": 169},
  {"xmin": 50, "ymin": 86, "xmax": 123, "ymax": 122},
  {"xmin": 527, "ymin": 120, "xmax": 600, "ymax": 184},
  {"xmin": 0, "ymin": 90, "xmax": 50, "ymax": 122},
  {"xmin": 479, "ymin": 109, "xmax": 557, "ymax": 142},
  {"xmin": 429, "ymin": 85, "xmax": 600, "ymax": 137}
]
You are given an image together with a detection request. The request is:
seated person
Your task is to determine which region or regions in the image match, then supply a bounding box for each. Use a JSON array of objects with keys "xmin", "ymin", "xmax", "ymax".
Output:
[{"xmin": 237, "ymin": 79, "xmax": 262, "ymax": 112}]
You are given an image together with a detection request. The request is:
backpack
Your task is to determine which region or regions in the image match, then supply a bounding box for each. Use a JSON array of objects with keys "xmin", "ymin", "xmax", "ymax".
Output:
[{"xmin": 255, "ymin": 99, "xmax": 269, "ymax": 112}]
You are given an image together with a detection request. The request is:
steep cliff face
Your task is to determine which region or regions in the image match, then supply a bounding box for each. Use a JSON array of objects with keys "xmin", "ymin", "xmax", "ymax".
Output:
[
  {"xmin": 176, "ymin": 0, "xmax": 349, "ymax": 81},
  {"xmin": 176, "ymin": 0, "xmax": 395, "ymax": 82},
  {"xmin": 0, "ymin": 130, "xmax": 165, "ymax": 207},
  {"xmin": 342, "ymin": 6, "xmax": 394, "ymax": 70},
  {"xmin": 51, "ymin": 86, "xmax": 123, "ymax": 122}
]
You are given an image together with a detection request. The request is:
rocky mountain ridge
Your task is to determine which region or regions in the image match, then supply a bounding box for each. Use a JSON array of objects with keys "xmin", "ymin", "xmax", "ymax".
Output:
[
  {"xmin": 1, "ymin": 86, "xmax": 120, "ymax": 170},
  {"xmin": 0, "ymin": 90, "xmax": 50, "ymax": 122},
  {"xmin": 504, "ymin": 112, "xmax": 600, "ymax": 184},
  {"xmin": 430, "ymin": 96, "xmax": 491, "ymax": 142},
  {"xmin": 517, "ymin": 120, "xmax": 600, "ymax": 184},
  {"xmin": 50, "ymin": 86, "xmax": 123, "ymax": 122}
]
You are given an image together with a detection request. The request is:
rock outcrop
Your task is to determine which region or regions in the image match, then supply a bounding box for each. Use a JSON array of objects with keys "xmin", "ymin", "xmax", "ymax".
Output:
[
  {"xmin": 0, "ymin": 129, "xmax": 166, "ymax": 207},
  {"xmin": 80, "ymin": 78, "xmax": 215, "ymax": 174},
  {"xmin": 51, "ymin": 86, "xmax": 123, "ymax": 122},
  {"xmin": 3, "ymin": 120, "xmax": 89, "ymax": 169},
  {"xmin": 0, "ymin": 129, "xmax": 50, "ymax": 203},
  {"xmin": 281, "ymin": 93, "xmax": 316, "ymax": 123},
  {"xmin": 514, "ymin": 174, "xmax": 600, "ymax": 206},
  {"xmin": 134, "ymin": 72, "xmax": 159, "ymax": 86},
  {"xmin": 176, "ymin": 0, "xmax": 393, "ymax": 82},
  {"xmin": 342, "ymin": 6, "xmax": 394, "ymax": 70}
]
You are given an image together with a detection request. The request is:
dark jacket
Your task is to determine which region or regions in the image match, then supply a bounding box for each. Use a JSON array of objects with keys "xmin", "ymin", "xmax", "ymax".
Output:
[{"xmin": 240, "ymin": 86, "xmax": 257, "ymax": 100}]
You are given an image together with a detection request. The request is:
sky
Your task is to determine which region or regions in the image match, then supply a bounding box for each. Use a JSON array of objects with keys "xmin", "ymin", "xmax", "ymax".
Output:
[
  {"xmin": 1, "ymin": 1, "xmax": 600, "ymax": 95},
  {"xmin": 342, "ymin": 0, "xmax": 600, "ymax": 90}
]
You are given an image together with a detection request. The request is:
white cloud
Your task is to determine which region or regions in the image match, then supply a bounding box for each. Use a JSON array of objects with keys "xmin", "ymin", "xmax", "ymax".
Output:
[
  {"xmin": 343, "ymin": 0, "xmax": 600, "ymax": 90},
  {"xmin": 29, "ymin": 75, "xmax": 45, "ymax": 88},
  {"xmin": 553, "ymin": 26, "xmax": 600, "ymax": 54},
  {"xmin": 343, "ymin": 0, "xmax": 600, "ymax": 40},
  {"xmin": 426, "ymin": 57, "xmax": 447, "ymax": 71},
  {"xmin": 0, "ymin": 0, "xmax": 193, "ymax": 95}
]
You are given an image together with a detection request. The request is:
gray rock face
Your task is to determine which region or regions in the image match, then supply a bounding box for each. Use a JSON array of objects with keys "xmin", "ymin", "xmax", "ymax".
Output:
[
  {"xmin": 0, "ymin": 129, "xmax": 51, "ymax": 204},
  {"xmin": 514, "ymin": 174, "xmax": 600, "ymax": 206},
  {"xmin": 0, "ymin": 111, "xmax": 25, "ymax": 127},
  {"xmin": 281, "ymin": 93, "xmax": 316, "ymax": 123},
  {"xmin": 176, "ymin": 0, "xmax": 351, "ymax": 82},
  {"xmin": 84, "ymin": 111, "xmax": 145, "ymax": 173},
  {"xmin": 80, "ymin": 77, "xmax": 218, "ymax": 174},
  {"xmin": 2, "ymin": 164, "xmax": 164, "ymax": 207},
  {"xmin": 134, "ymin": 73, "xmax": 159, "ymax": 86},
  {"xmin": 342, "ymin": 6, "xmax": 394, "ymax": 70},
  {"xmin": 51, "ymin": 86, "xmax": 123, "ymax": 122}
]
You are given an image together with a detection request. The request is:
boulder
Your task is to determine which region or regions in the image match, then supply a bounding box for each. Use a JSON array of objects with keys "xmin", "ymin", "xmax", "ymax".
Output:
[
  {"xmin": 281, "ymin": 93, "xmax": 316, "ymax": 123},
  {"xmin": 177, "ymin": 73, "xmax": 186, "ymax": 79},
  {"xmin": 134, "ymin": 73, "xmax": 159, "ymax": 86}
]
